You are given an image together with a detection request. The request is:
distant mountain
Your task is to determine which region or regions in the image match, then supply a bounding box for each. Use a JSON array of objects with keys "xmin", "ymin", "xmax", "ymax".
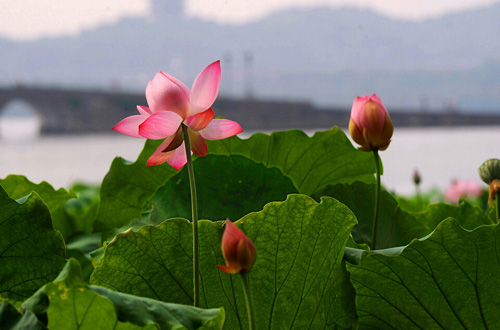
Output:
[{"xmin": 3, "ymin": 3, "xmax": 500, "ymax": 111}]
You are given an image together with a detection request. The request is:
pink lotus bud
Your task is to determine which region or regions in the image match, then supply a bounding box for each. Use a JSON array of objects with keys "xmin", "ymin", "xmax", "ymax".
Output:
[
  {"xmin": 349, "ymin": 94, "xmax": 394, "ymax": 151},
  {"xmin": 217, "ymin": 220, "xmax": 256, "ymax": 275}
]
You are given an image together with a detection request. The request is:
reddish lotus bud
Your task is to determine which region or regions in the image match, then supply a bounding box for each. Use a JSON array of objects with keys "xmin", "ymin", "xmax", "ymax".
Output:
[
  {"xmin": 349, "ymin": 94, "xmax": 394, "ymax": 151},
  {"xmin": 217, "ymin": 220, "xmax": 256, "ymax": 274},
  {"xmin": 413, "ymin": 170, "xmax": 421, "ymax": 185}
]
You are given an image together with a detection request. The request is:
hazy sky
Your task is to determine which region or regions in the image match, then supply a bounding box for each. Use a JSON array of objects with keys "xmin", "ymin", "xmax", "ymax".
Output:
[{"xmin": 2, "ymin": 0, "xmax": 500, "ymax": 40}]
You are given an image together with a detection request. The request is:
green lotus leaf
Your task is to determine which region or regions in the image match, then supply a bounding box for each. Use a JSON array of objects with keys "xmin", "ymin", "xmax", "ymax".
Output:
[
  {"xmin": 207, "ymin": 127, "xmax": 375, "ymax": 194},
  {"xmin": 348, "ymin": 219, "xmax": 500, "ymax": 329},
  {"xmin": 22, "ymin": 258, "xmax": 224, "ymax": 330},
  {"xmin": 0, "ymin": 175, "xmax": 80, "ymax": 240},
  {"xmin": 0, "ymin": 186, "xmax": 66, "ymax": 301},
  {"xmin": 149, "ymin": 155, "xmax": 298, "ymax": 222},
  {"xmin": 0, "ymin": 175, "xmax": 75, "ymax": 213},
  {"xmin": 415, "ymin": 199, "xmax": 494, "ymax": 232},
  {"xmin": 0, "ymin": 301, "xmax": 44, "ymax": 330},
  {"xmin": 91, "ymin": 194, "xmax": 358, "ymax": 329},
  {"xmin": 95, "ymin": 139, "xmax": 177, "ymax": 232},
  {"xmin": 313, "ymin": 182, "xmax": 427, "ymax": 249}
]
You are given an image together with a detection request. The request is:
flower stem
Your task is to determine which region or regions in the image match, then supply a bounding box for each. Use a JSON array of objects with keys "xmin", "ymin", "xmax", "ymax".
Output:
[
  {"xmin": 415, "ymin": 184, "xmax": 421, "ymax": 212},
  {"xmin": 372, "ymin": 149, "xmax": 381, "ymax": 250},
  {"xmin": 240, "ymin": 272, "xmax": 256, "ymax": 330},
  {"xmin": 182, "ymin": 124, "xmax": 200, "ymax": 307},
  {"xmin": 496, "ymin": 191, "xmax": 500, "ymax": 224}
]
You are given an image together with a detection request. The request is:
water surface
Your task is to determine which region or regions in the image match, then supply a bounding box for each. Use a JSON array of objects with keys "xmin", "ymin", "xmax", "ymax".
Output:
[{"xmin": 1, "ymin": 126, "xmax": 498, "ymax": 195}]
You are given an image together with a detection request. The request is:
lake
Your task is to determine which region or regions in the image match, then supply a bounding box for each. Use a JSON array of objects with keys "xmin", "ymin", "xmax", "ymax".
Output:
[{"xmin": 1, "ymin": 126, "xmax": 498, "ymax": 195}]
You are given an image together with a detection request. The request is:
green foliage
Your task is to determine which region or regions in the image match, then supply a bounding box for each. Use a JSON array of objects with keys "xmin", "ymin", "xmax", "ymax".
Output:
[
  {"xmin": 314, "ymin": 182, "xmax": 427, "ymax": 249},
  {"xmin": 0, "ymin": 176, "xmax": 102, "ymax": 242},
  {"xmin": 91, "ymin": 195, "xmax": 358, "ymax": 329},
  {"xmin": 207, "ymin": 127, "xmax": 376, "ymax": 194},
  {"xmin": 0, "ymin": 175, "xmax": 76, "ymax": 213},
  {"xmin": 149, "ymin": 155, "xmax": 297, "ymax": 222},
  {"xmin": 59, "ymin": 183, "xmax": 100, "ymax": 240},
  {"xmin": 4, "ymin": 128, "xmax": 500, "ymax": 329},
  {"xmin": 415, "ymin": 199, "xmax": 494, "ymax": 231},
  {"xmin": 348, "ymin": 219, "xmax": 500, "ymax": 329},
  {"xmin": 95, "ymin": 139, "xmax": 178, "ymax": 232},
  {"xmin": 0, "ymin": 302, "xmax": 44, "ymax": 330},
  {"xmin": 21, "ymin": 258, "xmax": 224, "ymax": 329},
  {"xmin": 0, "ymin": 176, "xmax": 100, "ymax": 284},
  {"xmin": 0, "ymin": 175, "xmax": 80, "ymax": 240},
  {"xmin": 396, "ymin": 188, "xmax": 442, "ymax": 213},
  {"xmin": 65, "ymin": 233, "xmax": 101, "ymax": 282},
  {"xmin": 97, "ymin": 128, "xmax": 374, "ymax": 233},
  {"xmin": 0, "ymin": 186, "xmax": 66, "ymax": 301}
]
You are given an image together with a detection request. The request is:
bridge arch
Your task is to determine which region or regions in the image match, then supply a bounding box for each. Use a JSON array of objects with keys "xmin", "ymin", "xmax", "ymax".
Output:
[{"xmin": 0, "ymin": 98, "xmax": 42, "ymax": 140}]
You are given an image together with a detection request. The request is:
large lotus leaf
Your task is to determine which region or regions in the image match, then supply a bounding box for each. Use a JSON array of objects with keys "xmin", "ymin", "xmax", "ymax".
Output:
[
  {"xmin": 0, "ymin": 302, "xmax": 45, "ymax": 330},
  {"xmin": 21, "ymin": 258, "xmax": 224, "ymax": 330},
  {"xmin": 95, "ymin": 139, "xmax": 177, "ymax": 232},
  {"xmin": 313, "ymin": 182, "xmax": 428, "ymax": 249},
  {"xmin": 91, "ymin": 194, "xmax": 358, "ymax": 329},
  {"xmin": 414, "ymin": 199, "xmax": 494, "ymax": 232},
  {"xmin": 0, "ymin": 175, "xmax": 80, "ymax": 239},
  {"xmin": 149, "ymin": 155, "xmax": 297, "ymax": 222},
  {"xmin": 207, "ymin": 127, "xmax": 375, "ymax": 194},
  {"xmin": 348, "ymin": 219, "xmax": 500, "ymax": 329},
  {"xmin": 0, "ymin": 186, "xmax": 66, "ymax": 301}
]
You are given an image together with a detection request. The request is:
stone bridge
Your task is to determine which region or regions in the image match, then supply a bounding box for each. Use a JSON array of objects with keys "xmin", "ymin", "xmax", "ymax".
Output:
[
  {"xmin": 0, "ymin": 86, "xmax": 339, "ymax": 134},
  {"xmin": 0, "ymin": 87, "xmax": 146, "ymax": 134},
  {"xmin": 0, "ymin": 86, "xmax": 499, "ymax": 135}
]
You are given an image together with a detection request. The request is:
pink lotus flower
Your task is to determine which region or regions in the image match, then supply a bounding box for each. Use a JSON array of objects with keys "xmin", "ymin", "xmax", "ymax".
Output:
[
  {"xmin": 217, "ymin": 220, "xmax": 256, "ymax": 275},
  {"xmin": 349, "ymin": 94, "xmax": 393, "ymax": 151},
  {"xmin": 444, "ymin": 179, "xmax": 483, "ymax": 203},
  {"xmin": 113, "ymin": 60, "xmax": 243, "ymax": 170}
]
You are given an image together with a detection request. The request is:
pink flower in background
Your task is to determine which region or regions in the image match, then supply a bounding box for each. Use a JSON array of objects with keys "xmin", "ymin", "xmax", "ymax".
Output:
[
  {"xmin": 444, "ymin": 179, "xmax": 483, "ymax": 203},
  {"xmin": 113, "ymin": 60, "xmax": 243, "ymax": 169}
]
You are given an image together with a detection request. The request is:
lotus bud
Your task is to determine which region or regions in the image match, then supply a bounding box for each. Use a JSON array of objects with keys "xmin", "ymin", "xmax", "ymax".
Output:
[
  {"xmin": 349, "ymin": 94, "xmax": 393, "ymax": 151},
  {"xmin": 413, "ymin": 170, "xmax": 421, "ymax": 186},
  {"xmin": 478, "ymin": 159, "xmax": 500, "ymax": 184},
  {"xmin": 217, "ymin": 220, "xmax": 256, "ymax": 275}
]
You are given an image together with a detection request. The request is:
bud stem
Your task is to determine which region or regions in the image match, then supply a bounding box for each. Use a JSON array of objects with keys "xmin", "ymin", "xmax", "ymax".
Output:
[
  {"xmin": 415, "ymin": 184, "xmax": 421, "ymax": 212},
  {"xmin": 182, "ymin": 123, "xmax": 200, "ymax": 307},
  {"xmin": 372, "ymin": 149, "xmax": 381, "ymax": 250},
  {"xmin": 240, "ymin": 272, "xmax": 256, "ymax": 330}
]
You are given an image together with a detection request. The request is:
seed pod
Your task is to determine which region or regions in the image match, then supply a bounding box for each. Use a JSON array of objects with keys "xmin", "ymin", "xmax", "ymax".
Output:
[{"xmin": 478, "ymin": 159, "xmax": 500, "ymax": 184}]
